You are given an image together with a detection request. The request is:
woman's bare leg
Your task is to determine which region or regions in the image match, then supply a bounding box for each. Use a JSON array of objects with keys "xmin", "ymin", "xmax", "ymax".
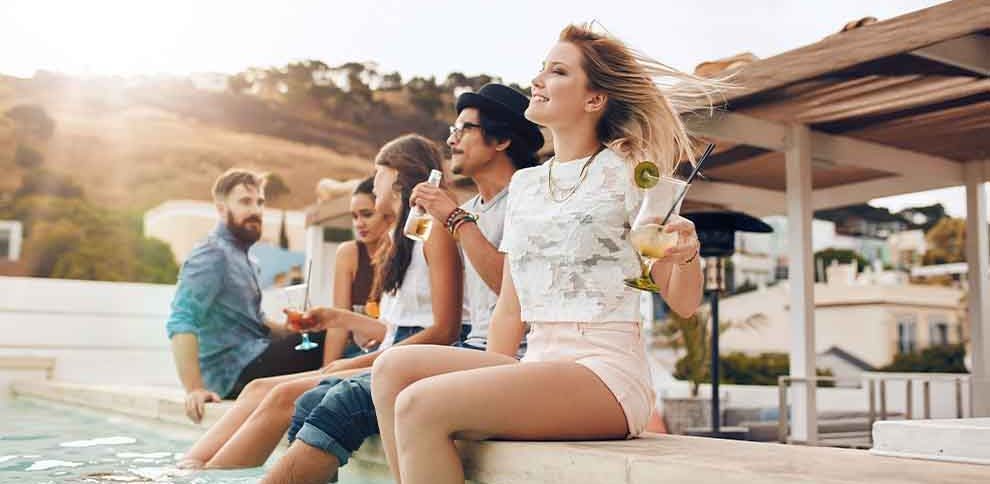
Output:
[
  {"xmin": 392, "ymin": 362, "xmax": 628, "ymax": 484},
  {"xmin": 179, "ymin": 370, "xmax": 320, "ymax": 468},
  {"xmin": 259, "ymin": 440, "xmax": 341, "ymax": 484},
  {"xmin": 205, "ymin": 374, "xmax": 328, "ymax": 468},
  {"xmin": 370, "ymin": 346, "xmax": 518, "ymax": 482}
]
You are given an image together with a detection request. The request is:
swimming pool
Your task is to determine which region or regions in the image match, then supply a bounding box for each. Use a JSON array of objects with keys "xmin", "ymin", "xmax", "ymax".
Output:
[{"xmin": 0, "ymin": 399, "xmax": 390, "ymax": 483}]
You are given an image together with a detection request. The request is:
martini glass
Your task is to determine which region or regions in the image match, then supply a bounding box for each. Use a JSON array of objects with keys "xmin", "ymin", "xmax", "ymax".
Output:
[
  {"xmin": 289, "ymin": 261, "xmax": 319, "ymax": 351},
  {"xmin": 624, "ymin": 144, "xmax": 714, "ymax": 292}
]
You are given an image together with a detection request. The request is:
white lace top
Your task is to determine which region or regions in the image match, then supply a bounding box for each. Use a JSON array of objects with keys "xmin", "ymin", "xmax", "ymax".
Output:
[
  {"xmin": 378, "ymin": 240, "xmax": 433, "ymax": 348},
  {"xmin": 499, "ymin": 148, "xmax": 644, "ymax": 323}
]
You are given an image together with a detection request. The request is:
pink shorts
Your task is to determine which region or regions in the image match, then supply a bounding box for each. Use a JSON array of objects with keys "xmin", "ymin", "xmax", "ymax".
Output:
[{"xmin": 521, "ymin": 322, "xmax": 655, "ymax": 437}]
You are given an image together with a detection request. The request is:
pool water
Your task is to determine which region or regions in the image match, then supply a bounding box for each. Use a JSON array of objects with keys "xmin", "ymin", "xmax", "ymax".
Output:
[{"xmin": 0, "ymin": 399, "xmax": 389, "ymax": 483}]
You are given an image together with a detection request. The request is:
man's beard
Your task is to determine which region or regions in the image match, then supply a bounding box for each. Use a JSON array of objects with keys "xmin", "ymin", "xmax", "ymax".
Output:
[{"xmin": 227, "ymin": 212, "xmax": 262, "ymax": 244}]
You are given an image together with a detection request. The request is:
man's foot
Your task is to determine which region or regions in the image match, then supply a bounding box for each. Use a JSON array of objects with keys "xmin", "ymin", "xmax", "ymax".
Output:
[{"xmin": 176, "ymin": 458, "xmax": 205, "ymax": 470}]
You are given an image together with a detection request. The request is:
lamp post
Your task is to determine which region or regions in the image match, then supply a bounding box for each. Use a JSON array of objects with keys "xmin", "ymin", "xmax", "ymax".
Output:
[{"xmin": 684, "ymin": 210, "xmax": 773, "ymax": 438}]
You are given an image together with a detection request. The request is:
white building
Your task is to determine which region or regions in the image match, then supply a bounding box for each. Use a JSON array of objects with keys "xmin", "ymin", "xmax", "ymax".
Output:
[
  {"xmin": 0, "ymin": 220, "xmax": 22, "ymax": 261},
  {"xmin": 717, "ymin": 265, "xmax": 966, "ymax": 374},
  {"xmin": 888, "ymin": 229, "xmax": 928, "ymax": 268},
  {"xmin": 143, "ymin": 200, "xmax": 307, "ymax": 264}
]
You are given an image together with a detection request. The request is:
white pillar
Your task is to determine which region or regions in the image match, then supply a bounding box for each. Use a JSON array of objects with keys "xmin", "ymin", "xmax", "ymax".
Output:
[
  {"xmin": 304, "ymin": 225, "xmax": 333, "ymax": 308},
  {"xmin": 965, "ymin": 162, "xmax": 990, "ymax": 417},
  {"xmin": 786, "ymin": 124, "xmax": 818, "ymax": 443}
]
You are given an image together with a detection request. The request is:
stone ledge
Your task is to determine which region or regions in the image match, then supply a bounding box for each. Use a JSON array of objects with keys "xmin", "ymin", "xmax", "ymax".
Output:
[
  {"xmin": 0, "ymin": 356, "xmax": 55, "ymax": 377},
  {"xmin": 871, "ymin": 418, "xmax": 990, "ymax": 465},
  {"xmin": 11, "ymin": 380, "xmax": 990, "ymax": 483},
  {"xmin": 11, "ymin": 379, "xmax": 233, "ymax": 429}
]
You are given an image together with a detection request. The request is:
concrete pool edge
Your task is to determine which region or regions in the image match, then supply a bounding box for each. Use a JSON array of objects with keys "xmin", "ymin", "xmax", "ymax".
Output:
[{"xmin": 12, "ymin": 380, "xmax": 990, "ymax": 484}]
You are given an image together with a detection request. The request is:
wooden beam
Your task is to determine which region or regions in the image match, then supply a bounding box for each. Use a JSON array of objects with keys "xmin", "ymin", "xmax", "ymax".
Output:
[
  {"xmin": 964, "ymin": 162, "xmax": 990, "ymax": 417},
  {"xmin": 798, "ymin": 77, "xmax": 990, "ymax": 124},
  {"xmin": 686, "ymin": 111, "xmax": 789, "ymax": 151},
  {"xmin": 785, "ymin": 124, "xmax": 818, "ymax": 444},
  {"xmin": 910, "ymin": 34, "xmax": 990, "ymax": 76},
  {"xmin": 689, "ymin": 174, "xmax": 968, "ymax": 215},
  {"xmin": 812, "ymin": 175, "xmax": 958, "ymax": 210},
  {"xmin": 305, "ymin": 197, "xmax": 350, "ymax": 227},
  {"xmin": 723, "ymin": 0, "xmax": 990, "ymax": 102},
  {"xmin": 809, "ymin": 132, "xmax": 965, "ymax": 183},
  {"xmin": 692, "ymin": 112, "xmax": 966, "ymax": 181},
  {"xmin": 688, "ymin": 180, "xmax": 785, "ymax": 216}
]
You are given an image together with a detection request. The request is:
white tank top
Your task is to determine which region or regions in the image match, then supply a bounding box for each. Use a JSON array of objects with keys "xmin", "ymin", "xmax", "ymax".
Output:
[{"xmin": 378, "ymin": 240, "xmax": 433, "ymax": 347}]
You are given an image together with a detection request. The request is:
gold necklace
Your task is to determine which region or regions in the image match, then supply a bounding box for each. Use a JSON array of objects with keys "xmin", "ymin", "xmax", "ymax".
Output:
[{"xmin": 547, "ymin": 146, "xmax": 605, "ymax": 203}]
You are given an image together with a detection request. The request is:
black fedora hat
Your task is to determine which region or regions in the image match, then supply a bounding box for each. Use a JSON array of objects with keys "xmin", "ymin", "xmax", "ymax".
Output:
[{"xmin": 456, "ymin": 83, "xmax": 544, "ymax": 153}]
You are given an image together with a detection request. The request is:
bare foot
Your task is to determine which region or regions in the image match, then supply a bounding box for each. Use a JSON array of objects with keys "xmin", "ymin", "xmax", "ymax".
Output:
[{"xmin": 176, "ymin": 458, "xmax": 205, "ymax": 470}]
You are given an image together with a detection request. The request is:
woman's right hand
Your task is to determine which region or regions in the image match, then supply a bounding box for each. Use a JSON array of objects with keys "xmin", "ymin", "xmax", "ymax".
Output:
[
  {"xmin": 352, "ymin": 330, "xmax": 380, "ymax": 351},
  {"xmin": 284, "ymin": 307, "xmax": 338, "ymax": 332}
]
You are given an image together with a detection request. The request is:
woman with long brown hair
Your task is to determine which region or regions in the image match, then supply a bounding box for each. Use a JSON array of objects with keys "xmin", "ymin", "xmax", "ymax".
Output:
[
  {"xmin": 321, "ymin": 175, "xmax": 389, "ymax": 362},
  {"xmin": 371, "ymin": 24, "xmax": 722, "ymax": 483},
  {"xmin": 178, "ymin": 134, "xmax": 464, "ymax": 469}
]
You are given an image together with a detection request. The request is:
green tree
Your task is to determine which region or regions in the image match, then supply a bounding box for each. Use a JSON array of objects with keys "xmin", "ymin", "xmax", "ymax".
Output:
[
  {"xmin": 406, "ymin": 76, "xmax": 444, "ymax": 116},
  {"xmin": 380, "ymin": 71, "xmax": 403, "ymax": 91},
  {"xmin": 227, "ymin": 73, "xmax": 252, "ymax": 94},
  {"xmin": 881, "ymin": 344, "xmax": 967, "ymax": 373},
  {"xmin": 714, "ymin": 352, "xmax": 834, "ymax": 386},
  {"xmin": 655, "ymin": 308, "xmax": 766, "ymax": 396},
  {"xmin": 28, "ymin": 218, "xmax": 85, "ymax": 278},
  {"xmin": 12, "ymin": 193, "xmax": 178, "ymax": 284},
  {"xmin": 814, "ymin": 248, "xmax": 869, "ymax": 274},
  {"xmin": 15, "ymin": 169, "xmax": 84, "ymax": 199},
  {"xmin": 923, "ymin": 217, "xmax": 966, "ymax": 265},
  {"xmin": 5, "ymin": 104, "xmax": 55, "ymax": 141},
  {"xmin": 14, "ymin": 144, "xmax": 44, "ymax": 168},
  {"xmin": 443, "ymin": 72, "xmax": 469, "ymax": 90},
  {"xmin": 136, "ymin": 237, "xmax": 181, "ymax": 283}
]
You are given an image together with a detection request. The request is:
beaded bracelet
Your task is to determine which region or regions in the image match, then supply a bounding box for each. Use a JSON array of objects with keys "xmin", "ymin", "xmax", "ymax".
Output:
[
  {"xmin": 451, "ymin": 216, "xmax": 477, "ymax": 240},
  {"xmin": 445, "ymin": 208, "xmax": 468, "ymax": 230}
]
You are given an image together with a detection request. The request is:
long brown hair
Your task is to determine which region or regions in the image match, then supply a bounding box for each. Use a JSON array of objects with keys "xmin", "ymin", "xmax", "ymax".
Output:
[
  {"xmin": 559, "ymin": 23, "xmax": 729, "ymax": 176},
  {"xmin": 370, "ymin": 134, "xmax": 446, "ymax": 299}
]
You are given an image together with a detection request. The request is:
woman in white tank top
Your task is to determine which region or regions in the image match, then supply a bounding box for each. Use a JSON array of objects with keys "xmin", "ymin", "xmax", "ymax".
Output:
[{"xmin": 371, "ymin": 24, "xmax": 724, "ymax": 484}]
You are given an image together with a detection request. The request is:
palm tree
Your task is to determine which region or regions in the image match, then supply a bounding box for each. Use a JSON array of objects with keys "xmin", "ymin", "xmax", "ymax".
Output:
[{"xmin": 653, "ymin": 307, "xmax": 766, "ymax": 397}]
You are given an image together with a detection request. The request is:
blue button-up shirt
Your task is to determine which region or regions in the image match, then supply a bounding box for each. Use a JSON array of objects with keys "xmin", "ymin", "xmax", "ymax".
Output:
[{"xmin": 166, "ymin": 224, "xmax": 270, "ymax": 397}]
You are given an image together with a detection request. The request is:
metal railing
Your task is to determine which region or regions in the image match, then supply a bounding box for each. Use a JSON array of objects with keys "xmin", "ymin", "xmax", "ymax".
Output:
[
  {"xmin": 777, "ymin": 376, "xmax": 842, "ymax": 445},
  {"xmin": 777, "ymin": 373, "xmax": 972, "ymax": 446},
  {"xmin": 862, "ymin": 372, "xmax": 971, "ymax": 425}
]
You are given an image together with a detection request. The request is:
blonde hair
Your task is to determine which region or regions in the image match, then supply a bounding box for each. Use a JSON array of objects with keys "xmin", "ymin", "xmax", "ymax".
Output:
[{"xmin": 559, "ymin": 23, "xmax": 729, "ymax": 175}]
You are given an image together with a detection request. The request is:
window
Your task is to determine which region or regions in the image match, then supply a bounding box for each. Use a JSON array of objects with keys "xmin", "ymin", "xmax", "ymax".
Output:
[
  {"xmin": 0, "ymin": 228, "xmax": 9, "ymax": 259},
  {"xmin": 897, "ymin": 315, "xmax": 917, "ymax": 354},
  {"xmin": 928, "ymin": 315, "xmax": 950, "ymax": 346},
  {"xmin": 0, "ymin": 221, "xmax": 22, "ymax": 261}
]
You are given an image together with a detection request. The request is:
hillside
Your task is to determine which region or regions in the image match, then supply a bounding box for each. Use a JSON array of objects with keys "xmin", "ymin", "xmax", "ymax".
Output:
[{"xmin": 0, "ymin": 66, "xmax": 473, "ymax": 210}]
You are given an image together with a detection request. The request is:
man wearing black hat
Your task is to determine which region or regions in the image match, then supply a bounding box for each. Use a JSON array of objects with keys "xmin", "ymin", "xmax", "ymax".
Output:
[
  {"xmin": 408, "ymin": 82, "xmax": 543, "ymax": 350},
  {"xmin": 259, "ymin": 84, "xmax": 543, "ymax": 484}
]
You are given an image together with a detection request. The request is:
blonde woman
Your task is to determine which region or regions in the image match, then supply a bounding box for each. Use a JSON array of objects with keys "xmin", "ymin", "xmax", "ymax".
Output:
[{"xmin": 371, "ymin": 24, "xmax": 721, "ymax": 484}]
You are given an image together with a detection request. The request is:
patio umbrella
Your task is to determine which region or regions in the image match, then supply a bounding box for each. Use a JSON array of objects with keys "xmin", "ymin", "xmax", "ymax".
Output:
[{"xmin": 683, "ymin": 210, "xmax": 773, "ymax": 438}]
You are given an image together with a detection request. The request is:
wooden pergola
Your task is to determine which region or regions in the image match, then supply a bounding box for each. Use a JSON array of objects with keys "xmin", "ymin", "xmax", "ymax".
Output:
[{"xmin": 684, "ymin": 0, "xmax": 989, "ymax": 443}]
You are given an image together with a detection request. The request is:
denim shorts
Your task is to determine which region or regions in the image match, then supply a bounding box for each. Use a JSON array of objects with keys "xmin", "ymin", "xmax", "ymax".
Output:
[
  {"xmin": 290, "ymin": 372, "xmax": 376, "ymax": 466},
  {"xmin": 288, "ymin": 325, "xmax": 475, "ymax": 465},
  {"xmin": 286, "ymin": 325, "xmax": 423, "ymax": 464}
]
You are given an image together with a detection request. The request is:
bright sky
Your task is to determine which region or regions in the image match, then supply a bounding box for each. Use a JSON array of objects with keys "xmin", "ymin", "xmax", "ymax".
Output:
[{"xmin": 1, "ymin": 0, "xmax": 961, "ymax": 215}]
